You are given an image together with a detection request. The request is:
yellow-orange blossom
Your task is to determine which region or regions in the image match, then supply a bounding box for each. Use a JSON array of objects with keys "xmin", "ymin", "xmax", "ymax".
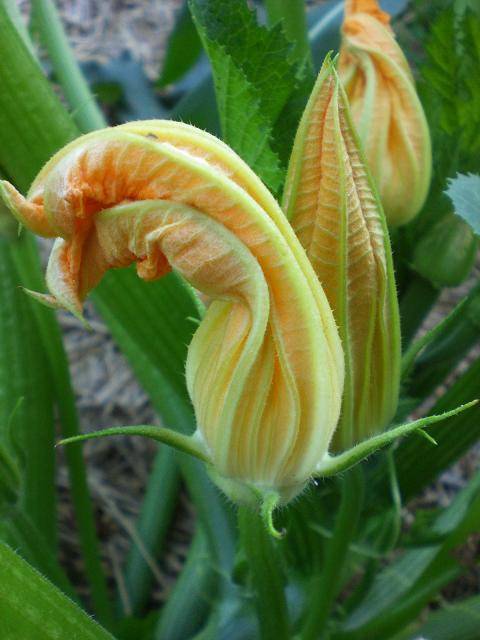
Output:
[
  {"xmin": 1, "ymin": 120, "xmax": 344, "ymax": 505},
  {"xmin": 339, "ymin": 0, "xmax": 432, "ymax": 226}
]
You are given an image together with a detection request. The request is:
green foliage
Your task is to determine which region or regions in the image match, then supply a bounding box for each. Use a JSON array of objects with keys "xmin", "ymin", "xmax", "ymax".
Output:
[
  {"xmin": 336, "ymin": 470, "xmax": 480, "ymax": 639},
  {"xmin": 157, "ymin": 2, "xmax": 203, "ymax": 88},
  {"xmin": 0, "ymin": 237, "xmax": 55, "ymax": 545},
  {"xmin": 401, "ymin": 594, "xmax": 480, "ymax": 640},
  {"xmin": 0, "ymin": 542, "xmax": 114, "ymax": 640},
  {"xmin": 401, "ymin": 6, "xmax": 480, "ymax": 292},
  {"xmin": 446, "ymin": 172, "xmax": 480, "ymax": 235},
  {"xmin": 190, "ymin": 0, "xmax": 310, "ymax": 192}
]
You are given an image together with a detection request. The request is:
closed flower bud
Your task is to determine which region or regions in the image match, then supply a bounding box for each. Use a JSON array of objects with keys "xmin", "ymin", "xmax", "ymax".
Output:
[
  {"xmin": 0, "ymin": 120, "xmax": 344, "ymax": 506},
  {"xmin": 283, "ymin": 58, "xmax": 401, "ymax": 450},
  {"xmin": 338, "ymin": 0, "xmax": 432, "ymax": 226}
]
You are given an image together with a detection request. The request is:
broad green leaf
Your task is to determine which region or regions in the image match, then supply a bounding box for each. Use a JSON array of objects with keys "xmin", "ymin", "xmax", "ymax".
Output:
[
  {"xmin": 154, "ymin": 529, "xmax": 216, "ymax": 640},
  {"xmin": 157, "ymin": 2, "xmax": 203, "ymax": 88},
  {"xmin": 190, "ymin": 0, "xmax": 301, "ymax": 191},
  {"xmin": 337, "ymin": 470, "xmax": 480, "ymax": 638},
  {"xmin": 0, "ymin": 3, "xmax": 77, "ymax": 190},
  {"xmin": 410, "ymin": 210, "xmax": 477, "ymax": 288},
  {"xmin": 404, "ymin": 280, "xmax": 480, "ymax": 400},
  {"xmin": 372, "ymin": 355, "xmax": 480, "ymax": 503},
  {"xmin": 0, "ymin": 508, "xmax": 75, "ymax": 600},
  {"xmin": 446, "ymin": 172, "xmax": 480, "ymax": 235},
  {"xmin": 0, "ymin": 541, "xmax": 114, "ymax": 640},
  {"xmin": 0, "ymin": 235, "xmax": 55, "ymax": 547},
  {"xmin": 265, "ymin": 0, "xmax": 312, "ymax": 67},
  {"xmin": 400, "ymin": 594, "xmax": 480, "ymax": 640}
]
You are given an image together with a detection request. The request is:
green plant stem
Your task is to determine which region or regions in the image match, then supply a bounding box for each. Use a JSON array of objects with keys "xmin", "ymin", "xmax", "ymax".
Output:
[
  {"xmin": 121, "ymin": 447, "xmax": 180, "ymax": 615},
  {"xmin": 9, "ymin": 234, "xmax": 113, "ymax": 627},
  {"xmin": 238, "ymin": 506, "xmax": 290, "ymax": 640},
  {"xmin": 31, "ymin": 0, "xmax": 106, "ymax": 132},
  {"xmin": 301, "ymin": 467, "xmax": 364, "ymax": 640},
  {"xmin": 265, "ymin": 0, "xmax": 312, "ymax": 67}
]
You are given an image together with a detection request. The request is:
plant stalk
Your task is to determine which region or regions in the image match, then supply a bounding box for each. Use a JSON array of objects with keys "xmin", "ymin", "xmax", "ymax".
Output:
[
  {"xmin": 301, "ymin": 466, "xmax": 364, "ymax": 640},
  {"xmin": 31, "ymin": 0, "xmax": 106, "ymax": 132},
  {"xmin": 238, "ymin": 506, "xmax": 290, "ymax": 640}
]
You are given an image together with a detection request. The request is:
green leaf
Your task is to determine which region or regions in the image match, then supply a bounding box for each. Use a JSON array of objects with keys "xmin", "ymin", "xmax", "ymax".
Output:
[
  {"xmin": 0, "ymin": 541, "xmax": 115, "ymax": 640},
  {"xmin": 0, "ymin": 508, "xmax": 76, "ymax": 601},
  {"xmin": 372, "ymin": 350, "xmax": 480, "ymax": 508},
  {"xmin": 337, "ymin": 470, "xmax": 480, "ymax": 638},
  {"xmin": 446, "ymin": 172, "xmax": 480, "ymax": 235},
  {"xmin": 0, "ymin": 3, "xmax": 77, "ymax": 191},
  {"xmin": 154, "ymin": 529, "xmax": 216, "ymax": 640},
  {"xmin": 0, "ymin": 236, "xmax": 56, "ymax": 547},
  {"xmin": 190, "ymin": 0, "xmax": 302, "ymax": 192},
  {"xmin": 400, "ymin": 594, "xmax": 480, "ymax": 640},
  {"xmin": 403, "ymin": 280, "xmax": 480, "ymax": 401},
  {"xmin": 265, "ymin": 0, "xmax": 312, "ymax": 67},
  {"xmin": 157, "ymin": 2, "xmax": 203, "ymax": 88}
]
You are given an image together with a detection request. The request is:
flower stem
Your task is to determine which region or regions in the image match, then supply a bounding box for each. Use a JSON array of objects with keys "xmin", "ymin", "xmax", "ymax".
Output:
[
  {"xmin": 301, "ymin": 466, "xmax": 364, "ymax": 640},
  {"xmin": 31, "ymin": 0, "xmax": 106, "ymax": 133},
  {"xmin": 238, "ymin": 506, "xmax": 290, "ymax": 640}
]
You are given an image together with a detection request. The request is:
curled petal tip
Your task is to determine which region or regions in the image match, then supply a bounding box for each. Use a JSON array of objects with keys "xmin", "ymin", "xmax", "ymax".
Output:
[
  {"xmin": 23, "ymin": 287, "xmax": 91, "ymax": 329},
  {"xmin": 0, "ymin": 181, "xmax": 57, "ymax": 238}
]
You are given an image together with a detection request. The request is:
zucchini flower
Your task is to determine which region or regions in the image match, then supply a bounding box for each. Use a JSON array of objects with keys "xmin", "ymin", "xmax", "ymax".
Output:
[
  {"xmin": 0, "ymin": 121, "xmax": 344, "ymax": 508},
  {"xmin": 338, "ymin": 0, "xmax": 432, "ymax": 226},
  {"xmin": 283, "ymin": 58, "xmax": 401, "ymax": 450}
]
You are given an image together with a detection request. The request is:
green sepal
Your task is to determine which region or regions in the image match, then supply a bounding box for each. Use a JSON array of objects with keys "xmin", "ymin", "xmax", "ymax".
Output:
[
  {"xmin": 58, "ymin": 425, "xmax": 210, "ymax": 464},
  {"xmin": 315, "ymin": 400, "xmax": 478, "ymax": 478}
]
